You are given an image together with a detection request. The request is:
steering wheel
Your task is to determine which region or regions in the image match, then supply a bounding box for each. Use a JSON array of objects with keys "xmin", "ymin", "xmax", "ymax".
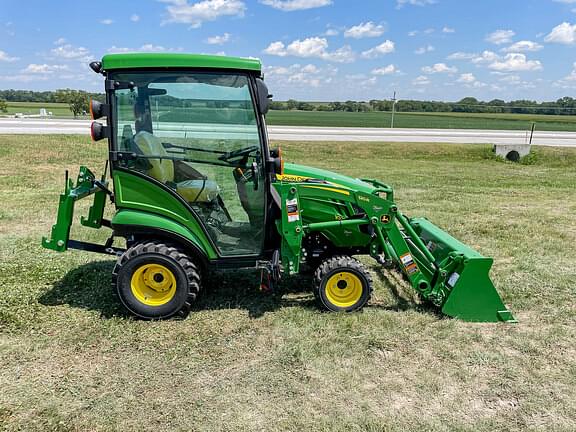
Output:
[{"xmin": 218, "ymin": 145, "xmax": 259, "ymax": 162}]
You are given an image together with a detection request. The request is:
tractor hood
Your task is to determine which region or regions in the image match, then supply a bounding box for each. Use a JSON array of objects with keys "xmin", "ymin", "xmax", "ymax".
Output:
[{"xmin": 282, "ymin": 163, "xmax": 375, "ymax": 194}]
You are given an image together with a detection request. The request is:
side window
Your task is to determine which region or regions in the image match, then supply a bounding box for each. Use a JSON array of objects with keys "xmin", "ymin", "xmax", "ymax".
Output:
[{"xmin": 114, "ymin": 72, "xmax": 266, "ymax": 256}]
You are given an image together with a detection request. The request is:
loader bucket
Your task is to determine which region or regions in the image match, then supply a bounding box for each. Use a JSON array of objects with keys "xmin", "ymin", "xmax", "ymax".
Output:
[{"xmin": 410, "ymin": 218, "xmax": 516, "ymax": 323}]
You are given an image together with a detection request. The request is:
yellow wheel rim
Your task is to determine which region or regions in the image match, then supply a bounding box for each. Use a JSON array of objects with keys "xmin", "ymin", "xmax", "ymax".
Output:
[
  {"xmin": 130, "ymin": 263, "xmax": 177, "ymax": 307},
  {"xmin": 325, "ymin": 272, "xmax": 364, "ymax": 308}
]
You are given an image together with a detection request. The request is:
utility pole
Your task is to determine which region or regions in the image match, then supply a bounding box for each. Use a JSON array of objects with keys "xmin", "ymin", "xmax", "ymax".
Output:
[{"xmin": 390, "ymin": 91, "xmax": 398, "ymax": 129}]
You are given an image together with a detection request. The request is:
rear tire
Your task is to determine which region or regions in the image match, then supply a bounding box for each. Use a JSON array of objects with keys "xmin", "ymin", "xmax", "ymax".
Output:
[
  {"xmin": 112, "ymin": 241, "xmax": 201, "ymax": 319},
  {"xmin": 313, "ymin": 255, "xmax": 372, "ymax": 312}
]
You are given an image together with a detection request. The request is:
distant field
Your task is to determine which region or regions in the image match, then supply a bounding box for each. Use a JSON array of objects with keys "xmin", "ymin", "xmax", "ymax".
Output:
[
  {"xmin": 267, "ymin": 110, "xmax": 576, "ymax": 131},
  {"xmin": 1, "ymin": 101, "xmax": 86, "ymax": 118},
  {"xmin": 4, "ymin": 101, "xmax": 576, "ymax": 131}
]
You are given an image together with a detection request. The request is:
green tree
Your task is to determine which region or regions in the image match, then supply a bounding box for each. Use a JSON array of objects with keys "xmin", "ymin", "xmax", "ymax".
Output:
[
  {"xmin": 0, "ymin": 98, "xmax": 7, "ymax": 113},
  {"xmin": 297, "ymin": 102, "xmax": 315, "ymax": 111},
  {"xmin": 55, "ymin": 89, "xmax": 89, "ymax": 118},
  {"xmin": 286, "ymin": 99, "xmax": 299, "ymax": 110}
]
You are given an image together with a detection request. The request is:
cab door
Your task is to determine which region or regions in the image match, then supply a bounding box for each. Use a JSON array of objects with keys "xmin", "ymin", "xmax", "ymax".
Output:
[{"xmin": 113, "ymin": 71, "xmax": 267, "ymax": 257}]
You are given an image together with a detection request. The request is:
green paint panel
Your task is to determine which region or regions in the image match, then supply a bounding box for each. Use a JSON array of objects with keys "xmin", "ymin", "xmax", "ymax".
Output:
[
  {"xmin": 113, "ymin": 170, "xmax": 217, "ymax": 259},
  {"xmin": 102, "ymin": 53, "xmax": 262, "ymax": 73},
  {"xmin": 284, "ymin": 163, "xmax": 375, "ymax": 194},
  {"xmin": 441, "ymin": 257, "xmax": 516, "ymax": 322},
  {"xmin": 112, "ymin": 210, "xmax": 213, "ymax": 259}
]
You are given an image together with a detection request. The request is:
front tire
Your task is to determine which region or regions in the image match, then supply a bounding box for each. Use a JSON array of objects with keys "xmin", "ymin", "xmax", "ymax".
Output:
[
  {"xmin": 313, "ymin": 256, "xmax": 372, "ymax": 312},
  {"xmin": 112, "ymin": 241, "xmax": 201, "ymax": 319}
]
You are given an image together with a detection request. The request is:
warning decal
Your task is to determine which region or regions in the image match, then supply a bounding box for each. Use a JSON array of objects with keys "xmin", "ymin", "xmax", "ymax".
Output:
[
  {"xmin": 286, "ymin": 198, "xmax": 300, "ymax": 222},
  {"xmin": 400, "ymin": 253, "xmax": 419, "ymax": 276}
]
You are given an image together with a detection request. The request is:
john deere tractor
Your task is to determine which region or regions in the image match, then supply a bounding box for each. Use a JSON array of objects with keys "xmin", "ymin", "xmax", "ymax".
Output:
[{"xmin": 42, "ymin": 53, "xmax": 514, "ymax": 322}]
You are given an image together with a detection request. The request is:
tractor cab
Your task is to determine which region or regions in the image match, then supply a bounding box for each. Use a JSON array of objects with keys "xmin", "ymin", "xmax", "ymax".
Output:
[{"xmin": 108, "ymin": 68, "xmax": 270, "ymax": 256}]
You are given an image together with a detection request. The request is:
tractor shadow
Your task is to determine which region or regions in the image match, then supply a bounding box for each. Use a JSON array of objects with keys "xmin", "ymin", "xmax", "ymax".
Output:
[
  {"xmin": 39, "ymin": 260, "xmax": 127, "ymax": 319},
  {"xmin": 368, "ymin": 267, "xmax": 442, "ymax": 317},
  {"xmin": 196, "ymin": 271, "xmax": 317, "ymax": 318},
  {"xmin": 40, "ymin": 260, "xmax": 317, "ymax": 319}
]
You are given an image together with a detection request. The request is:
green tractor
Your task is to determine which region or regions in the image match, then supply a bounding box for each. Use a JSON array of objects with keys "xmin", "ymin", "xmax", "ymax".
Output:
[{"xmin": 42, "ymin": 53, "xmax": 515, "ymax": 322}]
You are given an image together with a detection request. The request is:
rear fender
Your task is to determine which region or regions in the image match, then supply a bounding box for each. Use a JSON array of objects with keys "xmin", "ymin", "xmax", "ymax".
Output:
[{"xmin": 111, "ymin": 209, "xmax": 216, "ymax": 263}]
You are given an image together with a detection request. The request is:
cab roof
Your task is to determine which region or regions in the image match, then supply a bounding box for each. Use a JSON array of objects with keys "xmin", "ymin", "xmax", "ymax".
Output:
[{"xmin": 101, "ymin": 53, "xmax": 262, "ymax": 73}]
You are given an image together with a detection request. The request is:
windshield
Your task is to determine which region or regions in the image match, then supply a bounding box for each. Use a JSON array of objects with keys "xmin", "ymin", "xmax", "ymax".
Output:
[{"xmin": 113, "ymin": 71, "xmax": 259, "ymax": 160}]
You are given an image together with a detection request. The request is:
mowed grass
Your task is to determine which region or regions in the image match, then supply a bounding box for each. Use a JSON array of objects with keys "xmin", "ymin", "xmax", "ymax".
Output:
[
  {"xmin": 267, "ymin": 110, "xmax": 576, "ymax": 131},
  {"xmin": 1, "ymin": 135, "xmax": 576, "ymax": 431}
]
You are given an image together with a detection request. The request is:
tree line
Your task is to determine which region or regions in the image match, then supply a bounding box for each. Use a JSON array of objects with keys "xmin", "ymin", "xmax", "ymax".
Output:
[
  {"xmin": 0, "ymin": 89, "xmax": 105, "ymax": 117},
  {"xmin": 271, "ymin": 97, "xmax": 576, "ymax": 116},
  {"xmin": 2, "ymin": 89, "xmax": 576, "ymax": 116}
]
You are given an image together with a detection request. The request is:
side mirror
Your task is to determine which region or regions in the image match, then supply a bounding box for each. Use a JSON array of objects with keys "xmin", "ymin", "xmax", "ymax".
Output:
[{"xmin": 256, "ymin": 78, "xmax": 272, "ymax": 116}]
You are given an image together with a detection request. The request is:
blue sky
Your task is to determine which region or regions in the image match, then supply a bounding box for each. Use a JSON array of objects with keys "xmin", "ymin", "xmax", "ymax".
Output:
[{"xmin": 1, "ymin": 0, "xmax": 576, "ymax": 101}]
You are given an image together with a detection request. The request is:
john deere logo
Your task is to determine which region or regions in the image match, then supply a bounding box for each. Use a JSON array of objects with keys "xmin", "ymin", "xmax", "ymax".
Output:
[{"xmin": 380, "ymin": 214, "xmax": 391, "ymax": 224}]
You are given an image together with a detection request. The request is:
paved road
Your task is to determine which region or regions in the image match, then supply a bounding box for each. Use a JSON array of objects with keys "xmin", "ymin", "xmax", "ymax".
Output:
[{"xmin": 1, "ymin": 118, "xmax": 575, "ymax": 147}]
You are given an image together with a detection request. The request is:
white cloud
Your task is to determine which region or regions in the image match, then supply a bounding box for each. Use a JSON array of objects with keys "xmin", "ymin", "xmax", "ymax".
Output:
[
  {"xmin": 371, "ymin": 65, "xmax": 397, "ymax": 75},
  {"xmin": 108, "ymin": 44, "xmax": 183, "ymax": 53},
  {"xmin": 50, "ymin": 44, "xmax": 91, "ymax": 61},
  {"xmin": 422, "ymin": 63, "xmax": 457, "ymax": 74},
  {"xmin": 415, "ymin": 45, "xmax": 434, "ymax": 55},
  {"xmin": 205, "ymin": 32, "xmax": 231, "ymax": 44},
  {"xmin": 544, "ymin": 22, "xmax": 576, "ymax": 44},
  {"xmin": 263, "ymin": 37, "xmax": 355, "ymax": 63},
  {"xmin": 488, "ymin": 53, "xmax": 542, "ymax": 72},
  {"xmin": 344, "ymin": 22, "xmax": 385, "ymax": 39},
  {"xmin": 498, "ymin": 74, "xmax": 521, "ymax": 83},
  {"xmin": 564, "ymin": 63, "xmax": 576, "ymax": 80},
  {"xmin": 263, "ymin": 41, "xmax": 287, "ymax": 56},
  {"xmin": 0, "ymin": 50, "xmax": 19, "ymax": 62},
  {"xmin": 324, "ymin": 28, "xmax": 339, "ymax": 36},
  {"xmin": 457, "ymin": 73, "xmax": 476, "ymax": 83},
  {"xmin": 259, "ymin": 0, "xmax": 332, "ymax": 11},
  {"xmin": 53, "ymin": 38, "xmax": 67, "ymax": 45},
  {"xmin": 130, "ymin": 14, "xmax": 141, "ymax": 22},
  {"xmin": 21, "ymin": 64, "xmax": 69, "ymax": 74},
  {"xmin": 502, "ymin": 40, "xmax": 543, "ymax": 52},
  {"xmin": 361, "ymin": 40, "xmax": 395, "ymax": 59},
  {"xmin": 160, "ymin": 0, "xmax": 246, "ymax": 28},
  {"xmin": 442, "ymin": 26, "xmax": 455, "ymax": 33},
  {"xmin": 397, "ymin": 0, "xmax": 435, "ymax": 8},
  {"xmin": 412, "ymin": 75, "xmax": 430, "ymax": 85},
  {"xmin": 486, "ymin": 29, "xmax": 515, "ymax": 45},
  {"xmin": 100, "ymin": 18, "xmax": 114, "ymax": 25},
  {"xmin": 447, "ymin": 52, "xmax": 476, "ymax": 60},
  {"xmin": 449, "ymin": 49, "xmax": 543, "ymax": 73},
  {"xmin": 456, "ymin": 73, "xmax": 487, "ymax": 88},
  {"xmin": 264, "ymin": 62, "xmax": 335, "ymax": 88},
  {"xmin": 471, "ymin": 50, "xmax": 500, "ymax": 64}
]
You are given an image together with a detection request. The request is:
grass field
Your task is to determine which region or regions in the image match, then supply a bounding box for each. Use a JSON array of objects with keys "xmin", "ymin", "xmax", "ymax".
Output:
[
  {"xmin": 3, "ymin": 101, "xmax": 576, "ymax": 131},
  {"xmin": 1, "ymin": 135, "xmax": 575, "ymax": 431},
  {"xmin": 1, "ymin": 101, "xmax": 84, "ymax": 118}
]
